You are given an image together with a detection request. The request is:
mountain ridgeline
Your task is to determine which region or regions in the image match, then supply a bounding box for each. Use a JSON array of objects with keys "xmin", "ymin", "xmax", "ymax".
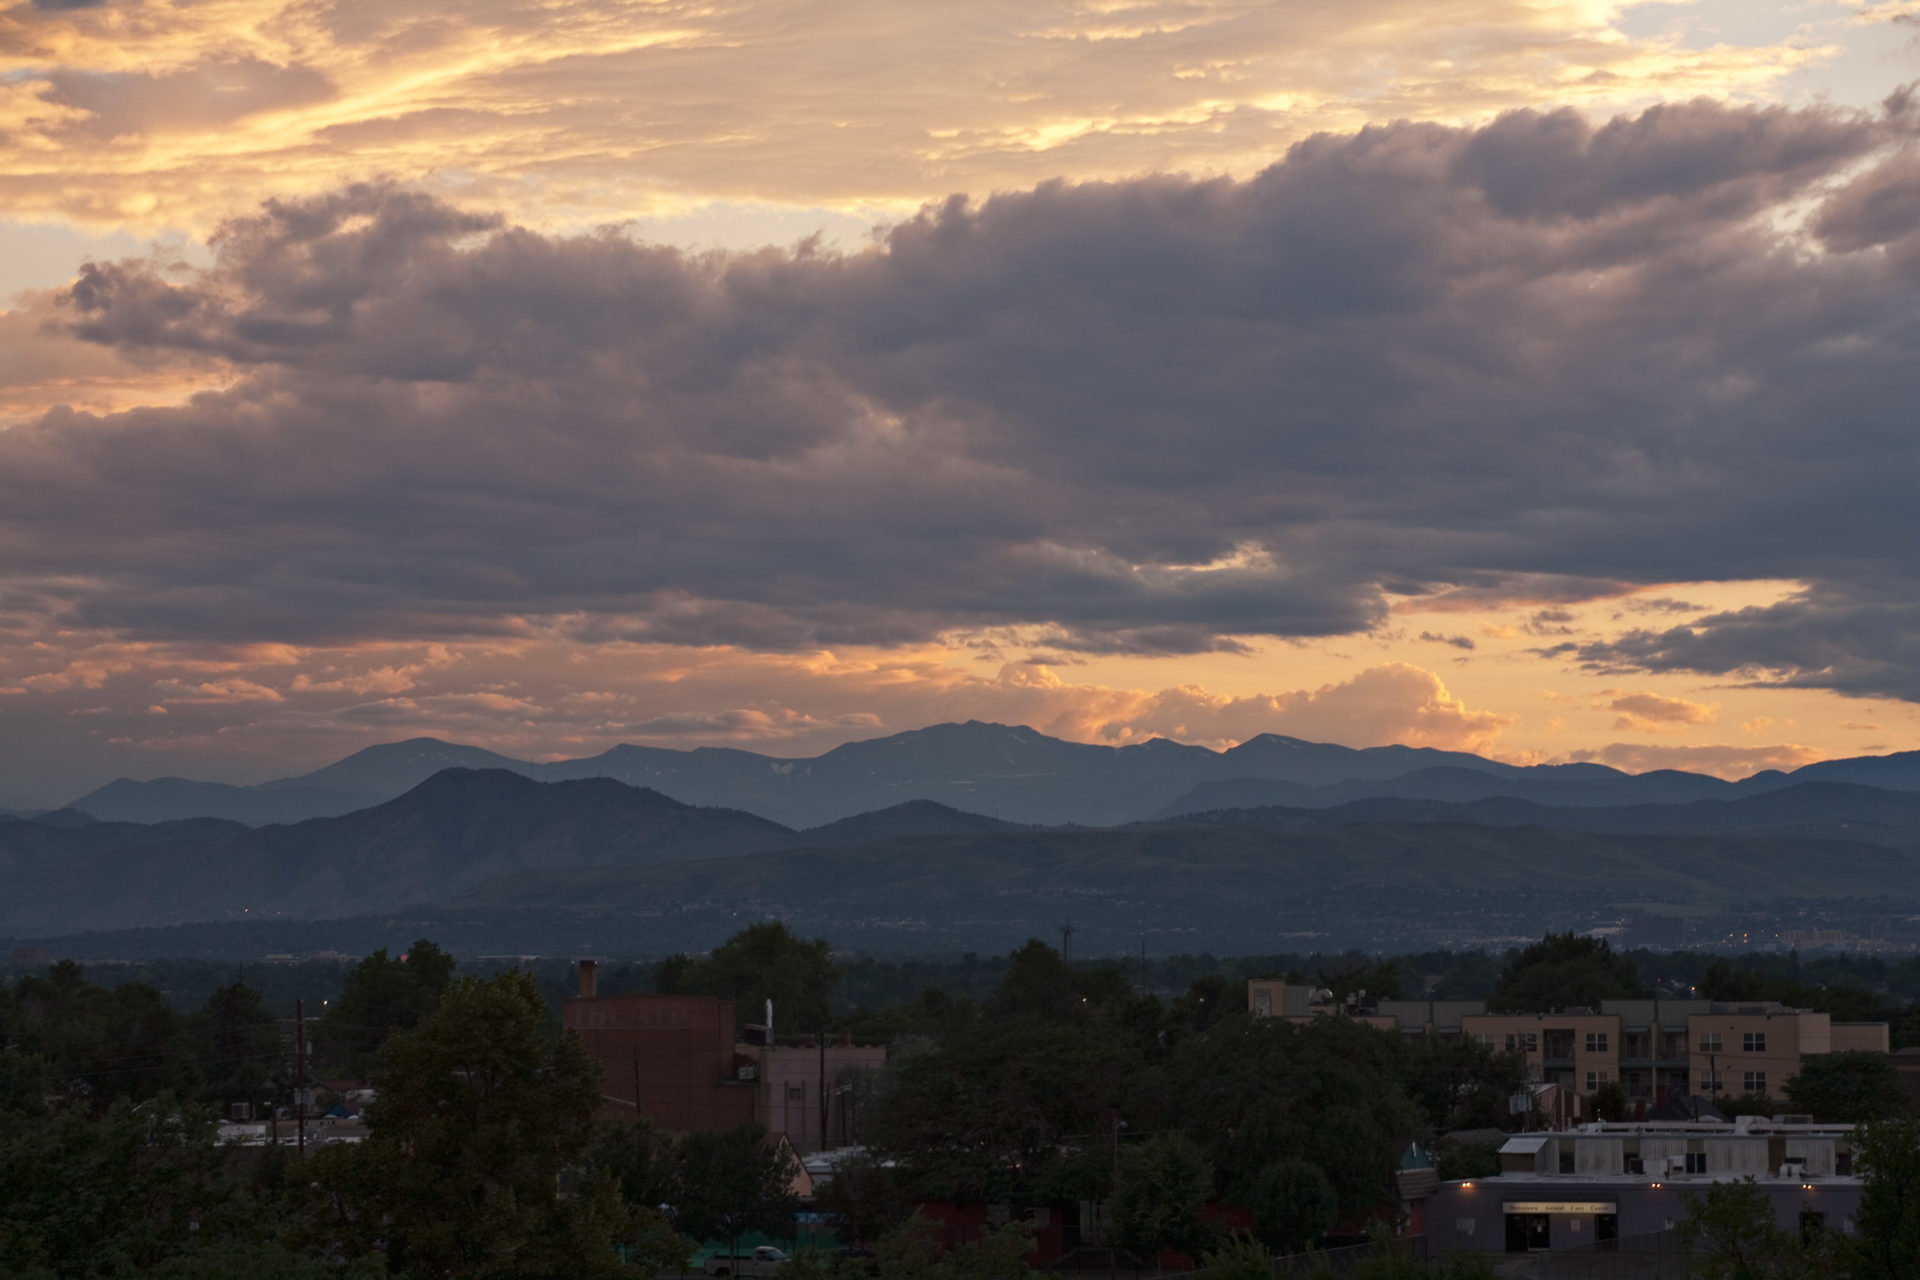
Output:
[
  {"xmin": 60, "ymin": 721, "xmax": 1920, "ymax": 829},
  {"xmin": 2, "ymin": 722, "xmax": 1920, "ymax": 948}
]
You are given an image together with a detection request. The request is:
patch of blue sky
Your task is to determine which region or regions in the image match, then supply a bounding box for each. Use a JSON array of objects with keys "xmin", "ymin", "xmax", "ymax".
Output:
[{"xmin": 1617, "ymin": 0, "xmax": 1919, "ymax": 108}]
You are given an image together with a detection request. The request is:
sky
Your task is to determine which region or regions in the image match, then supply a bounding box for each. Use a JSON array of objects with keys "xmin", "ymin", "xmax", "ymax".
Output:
[{"xmin": 3, "ymin": 0, "xmax": 1920, "ymax": 804}]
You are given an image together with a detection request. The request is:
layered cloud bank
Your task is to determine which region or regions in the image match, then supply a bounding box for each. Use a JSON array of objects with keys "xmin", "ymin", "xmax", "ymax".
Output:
[{"xmin": 3, "ymin": 96, "xmax": 1919, "ymax": 792}]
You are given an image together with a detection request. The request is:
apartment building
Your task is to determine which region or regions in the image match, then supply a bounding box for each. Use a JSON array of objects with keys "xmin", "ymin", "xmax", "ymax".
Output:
[
  {"xmin": 1605, "ymin": 999, "xmax": 1705, "ymax": 1104},
  {"xmin": 1460, "ymin": 1012, "xmax": 1628, "ymax": 1097},
  {"xmin": 1247, "ymin": 982, "xmax": 1888, "ymax": 1104}
]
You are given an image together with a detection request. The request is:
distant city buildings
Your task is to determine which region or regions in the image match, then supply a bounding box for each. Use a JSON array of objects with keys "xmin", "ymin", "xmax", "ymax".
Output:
[{"xmin": 1247, "ymin": 982, "xmax": 1889, "ymax": 1107}]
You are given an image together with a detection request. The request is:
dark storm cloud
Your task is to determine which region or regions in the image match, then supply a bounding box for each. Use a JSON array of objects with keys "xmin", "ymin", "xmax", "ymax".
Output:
[
  {"xmin": 1814, "ymin": 154, "xmax": 1920, "ymax": 252},
  {"xmin": 1575, "ymin": 589, "xmax": 1920, "ymax": 702},
  {"xmin": 10, "ymin": 99, "xmax": 1919, "ymax": 691}
]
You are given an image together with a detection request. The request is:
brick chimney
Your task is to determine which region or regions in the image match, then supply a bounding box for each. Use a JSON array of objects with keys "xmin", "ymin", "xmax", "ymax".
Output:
[{"xmin": 578, "ymin": 959, "xmax": 598, "ymax": 999}]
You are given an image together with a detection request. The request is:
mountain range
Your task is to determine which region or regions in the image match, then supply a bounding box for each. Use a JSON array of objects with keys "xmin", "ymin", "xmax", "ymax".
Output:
[
  {"xmin": 6, "ymin": 760, "xmax": 1920, "ymax": 943},
  {"xmin": 59, "ymin": 722, "xmax": 1920, "ymax": 829}
]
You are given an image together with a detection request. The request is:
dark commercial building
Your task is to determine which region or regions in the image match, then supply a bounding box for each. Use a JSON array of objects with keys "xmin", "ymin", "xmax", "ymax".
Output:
[
  {"xmin": 1427, "ymin": 1119, "xmax": 1864, "ymax": 1256},
  {"xmin": 560, "ymin": 961, "xmax": 757, "ymax": 1132}
]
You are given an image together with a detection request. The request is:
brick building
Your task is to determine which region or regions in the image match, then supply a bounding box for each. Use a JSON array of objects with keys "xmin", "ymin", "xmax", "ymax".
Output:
[
  {"xmin": 560, "ymin": 962, "xmax": 757, "ymax": 1132},
  {"xmin": 560, "ymin": 961, "xmax": 886, "ymax": 1151}
]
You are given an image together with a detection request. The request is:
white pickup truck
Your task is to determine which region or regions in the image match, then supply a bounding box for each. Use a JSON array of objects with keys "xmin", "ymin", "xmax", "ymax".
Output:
[{"xmin": 702, "ymin": 1245, "xmax": 789, "ymax": 1276}]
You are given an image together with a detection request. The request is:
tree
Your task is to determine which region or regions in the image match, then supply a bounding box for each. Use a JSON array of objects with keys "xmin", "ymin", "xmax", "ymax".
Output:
[
  {"xmin": 1159, "ymin": 1015, "xmax": 1416, "ymax": 1229},
  {"xmin": 1165, "ymin": 975, "xmax": 1235, "ymax": 1036},
  {"xmin": 1785, "ymin": 1051, "xmax": 1909, "ymax": 1124},
  {"xmin": 813, "ymin": 1148, "xmax": 912, "ymax": 1246},
  {"xmin": 1403, "ymin": 1035, "xmax": 1526, "ymax": 1132},
  {"xmin": 1433, "ymin": 1142, "xmax": 1501, "ymax": 1182},
  {"xmin": 1110, "ymin": 1132, "xmax": 1216, "ymax": 1259},
  {"xmin": 846, "ymin": 1212, "xmax": 1036, "ymax": 1280},
  {"xmin": 584, "ymin": 1116, "xmax": 699, "ymax": 1271},
  {"xmin": 0, "ymin": 1096, "xmax": 285, "ymax": 1278},
  {"xmin": 1676, "ymin": 1178, "xmax": 1805, "ymax": 1280},
  {"xmin": 660, "ymin": 922, "xmax": 840, "ymax": 1033},
  {"xmin": 1246, "ymin": 1158, "xmax": 1337, "ymax": 1254},
  {"xmin": 866, "ymin": 1016, "xmax": 1138, "ymax": 1204},
  {"xmin": 1846, "ymin": 1114, "xmax": 1920, "ymax": 1280},
  {"xmin": 1322, "ymin": 958, "xmax": 1404, "ymax": 1001},
  {"xmin": 1197, "ymin": 1233, "xmax": 1272, "ymax": 1280},
  {"xmin": 3, "ymin": 963, "xmax": 196, "ymax": 1106},
  {"xmin": 1588, "ymin": 1079, "xmax": 1630, "ymax": 1122},
  {"xmin": 995, "ymin": 940, "xmax": 1078, "ymax": 1023},
  {"xmin": 318, "ymin": 939, "xmax": 455, "ymax": 1074},
  {"xmin": 189, "ymin": 982, "xmax": 286, "ymax": 1114},
  {"xmin": 670, "ymin": 1121, "xmax": 800, "ymax": 1257},
  {"xmin": 1492, "ymin": 933, "xmax": 1647, "ymax": 1013},
  {"xmin": 307, "ymin": 970, "xmax": 625, "ymax": 1279}
]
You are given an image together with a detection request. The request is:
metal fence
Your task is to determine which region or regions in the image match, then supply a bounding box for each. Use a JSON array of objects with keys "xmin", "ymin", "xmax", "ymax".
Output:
[
  {"xmin": 1270, "ymin": 1236, "xmax": 1431, "ymax": 1275},
  {"xmin": 1162, "ymin": 1230, "xmax": 1698, "ymax": 1280},
  {"xmin": 1490, "ymin": 1230, "xmax": 1695, "ymax": 1280}
]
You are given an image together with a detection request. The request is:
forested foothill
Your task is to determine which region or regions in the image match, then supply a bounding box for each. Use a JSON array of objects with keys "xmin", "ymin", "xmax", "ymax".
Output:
[{"xmin": 4, "ymin": 927, "xmax": 1920, "ymax": 1276}]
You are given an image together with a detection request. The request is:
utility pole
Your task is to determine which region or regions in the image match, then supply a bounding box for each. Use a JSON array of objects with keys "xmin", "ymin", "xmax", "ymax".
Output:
[
  {"xmin": 295, "ymin": 997, "xmax": 307, "ymax": 1157},
  {"xmin": 819, "ymin": 1029, "xmax": 829, "ymax": 1154},
  {"xmin": 1061, "ymin": 920, "xmax": 1075, "ymax": 966}
]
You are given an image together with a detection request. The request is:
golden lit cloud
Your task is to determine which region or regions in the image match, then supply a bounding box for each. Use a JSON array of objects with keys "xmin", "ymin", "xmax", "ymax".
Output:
[
  {"xmin": 1595, "ymin": 688, "xmax": 1719, "ymax": 733},
  {"xmin": 0, "ymin": 0, "xmax": 1831, "ymax": 240}
]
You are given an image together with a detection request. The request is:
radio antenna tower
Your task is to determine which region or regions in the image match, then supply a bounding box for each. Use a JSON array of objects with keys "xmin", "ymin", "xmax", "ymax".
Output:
[{"xmin": 1061, "ymin": 920, "xmax": 1076, "ymax": 965}]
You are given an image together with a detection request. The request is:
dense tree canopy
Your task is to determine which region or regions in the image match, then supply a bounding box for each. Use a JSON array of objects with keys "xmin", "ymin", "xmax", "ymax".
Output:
[
  {"xmin": 318, "ymin": 938, "xmax": 456, "ymax": 1075},
  {"xmin": 1491, "ymin": 933, "xmax": 1648, "ymax": 1013},
  {"xmin": 670, "ymin": 1121, "xmax": 802, "ymax": 1253},
  {"xmin": 658, "ymin": 921, "xmax": 841, "ymax": 1033},
  {"xmin": 307, "ymin": 970, "xmax": 625, "ymax": 1279},
  {"xmin": 1785, "ymin": 1052, "xmax": 1910, "ymax": 1124},
  {"xmin": 6, "ymin": 926, "xmax": 1920, "ymax": 1278},
  {"xmin": 1109, "ymin": 1132, "xmax": 1216, "ymax": 1259}
]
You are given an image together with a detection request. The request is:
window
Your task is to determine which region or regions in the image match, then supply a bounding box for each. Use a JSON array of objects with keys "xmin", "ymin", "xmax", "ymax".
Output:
[
  {"xmin": 1252, "ymin": 990, "xmax": 1272, "ymax": 1016},
  {"xmin": 1472, "ymin": 1033, "xmax": 1494, "ymax": 1048},
  {"xmin": 1744, "ymin": 1032, "xmax": 1767, "ymax": 1053},
  {"xmin": 1700, "ymin": 1032, "xmax": 1723, "ymax": 1052},
  {"xmin": 1559, "ymin": 1150, "xmax": 1576, "ymax": 1174},
  {"xmin": 1744, "ymin": 1071, "xmax": 1768, "ymax": 1094},
  {"xmin": 1586, "ymin": 1070, "xmax": 1609, "ymax": 1091},
  {"xmin": 1507, "ymin": 1032, "xmax": 1537, "ymax": 1053},
  {"xmin": 1685, "ymin": 1153, "xmax": 1707, "ymax": 1174},
  {"xmin": 1586, "ymin": 1032, "xmax": 1609, "ymax": 1053},
  {"xmin": 1700, "ymin": 1071, "xmax": 1723, "ymax": 1093}
]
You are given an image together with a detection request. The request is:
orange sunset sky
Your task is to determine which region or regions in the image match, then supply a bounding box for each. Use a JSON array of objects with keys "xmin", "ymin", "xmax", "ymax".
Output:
[{"xmin": 2, "ymin": 0, "xmax": 1919, "ymax": 802}]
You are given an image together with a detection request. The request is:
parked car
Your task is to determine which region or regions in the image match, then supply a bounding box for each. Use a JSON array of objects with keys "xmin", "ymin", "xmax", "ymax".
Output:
[{"xmin": 702, "ymin": 1245, "xmax": 789, "ymax": 1276}]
